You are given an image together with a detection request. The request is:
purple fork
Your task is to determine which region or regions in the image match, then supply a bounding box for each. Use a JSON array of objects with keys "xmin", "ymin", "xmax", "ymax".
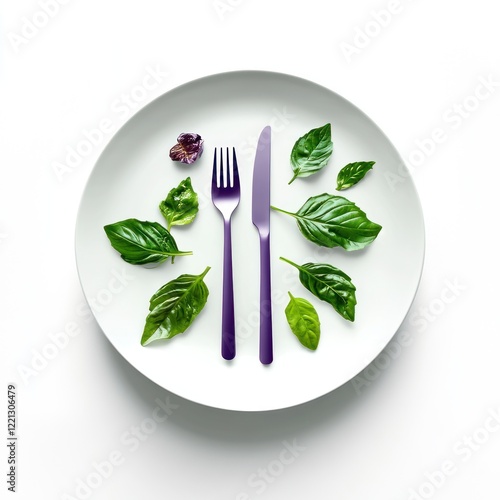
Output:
[{"xmin": 211, "ymin": 148, "xmax": 241, "ymax": 360}]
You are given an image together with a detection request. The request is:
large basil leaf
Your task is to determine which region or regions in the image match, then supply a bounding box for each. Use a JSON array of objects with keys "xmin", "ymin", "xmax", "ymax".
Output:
[
  {"xmin": 289, "ymin": 123, "xmax": 333, "ymax": 184},
  {"xmin": 103, "ymin": 218, "xmax": 192, "ymax": 265},
  {"xmin": 159, "ymin": 177, "xmax": 199, "ymax": 230},
  {"xmin": 281, "ymin": 258, "xmax": 356, "ymax": 321},
  {"xmin": 285, "ymin": 292, "xmax": 321, "ymax": 350},
  {"xmin": 141, "ymin": 267, "xmax": 210, "ymax": 345},
  {"xmin": 272, "ymin": 194, "xmax": 382, "ymax": 251},
  {"xmin": 336, "ymin": 161, "xmax": 375, "ymax": 190}
]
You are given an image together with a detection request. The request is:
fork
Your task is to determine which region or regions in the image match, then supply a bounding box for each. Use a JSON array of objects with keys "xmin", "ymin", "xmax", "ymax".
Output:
[{"xmin": 211, "ymin": 147, "xmax": 241, "ymax": 360}]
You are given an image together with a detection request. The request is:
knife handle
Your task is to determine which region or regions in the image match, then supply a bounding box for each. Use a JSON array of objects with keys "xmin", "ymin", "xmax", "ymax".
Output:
[{"xmin": 259, "ymin": 234, "xmax": 273, "ymax": 365}]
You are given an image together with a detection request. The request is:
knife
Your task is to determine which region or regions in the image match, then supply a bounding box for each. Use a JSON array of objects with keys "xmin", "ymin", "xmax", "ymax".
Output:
[{"xmin": 252, "ymin": 126, "xmax": 273, "ymax": 365}]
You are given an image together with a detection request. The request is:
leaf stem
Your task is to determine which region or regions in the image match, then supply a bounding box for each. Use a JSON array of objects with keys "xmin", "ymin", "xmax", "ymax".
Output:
[
  {"xmin": 200, "ymin": 266, "xmax": 211, "ymax": 279},
  {"xmin": 170, "ymin": 250, "xmax": 193, "ymax": 264},
  {"xmin": 279, "ymin": 256, "xmax": 301, "ymax": 271},
  {"xmin": 288, "ymin": 173, "xmax": 298, "ymax": 185},
  {"xmin": 270, "ymin": 206, "xmax": 296, "ymax": 217}
]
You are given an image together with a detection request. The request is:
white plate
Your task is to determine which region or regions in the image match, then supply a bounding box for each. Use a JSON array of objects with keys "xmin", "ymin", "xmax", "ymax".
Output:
[{"xmin": 75, "ymin": 70, "xmax": 424, "ymax": 412}]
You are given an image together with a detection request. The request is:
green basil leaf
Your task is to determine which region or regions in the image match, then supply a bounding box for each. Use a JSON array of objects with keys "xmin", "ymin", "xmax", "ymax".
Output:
[
  {"xmin": 141, "ymin": 267, "xmax": 210, "ymax": 345},
  {"xmin": 103, "ymin": 218, "xmax": 192, "ymax": 265},
  {"xmin": 281, "ymin": 258, "xmax": 356, "ymax": 321},
  {"xmin": 336, "ymin": 161, "xmax": 375, "ymax": 190},
  {"xmin": 285, "ymin": 292, "xmax": 321, "ymax": 350},
  {"xmin": 159, "ymin": 177, "xmax": 199, "ymax": 230},
  {"xmin": 289, "ymin": 123, "xmax": 333, "ymax": 184},
  {"xmin": 272, "ymin": 194, "xmax": 382, "ymax": 251}
]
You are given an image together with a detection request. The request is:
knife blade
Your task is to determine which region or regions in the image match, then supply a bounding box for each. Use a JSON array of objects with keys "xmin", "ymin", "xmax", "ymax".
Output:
[{"xmin": 252, "ymin": 125, "xmax": 273, "ymax": 365}]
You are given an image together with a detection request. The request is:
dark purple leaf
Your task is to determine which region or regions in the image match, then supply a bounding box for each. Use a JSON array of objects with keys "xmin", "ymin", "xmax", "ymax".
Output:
[{"xmin": 169, "ymin": 133, "xmax": 204, "ymax": 164}]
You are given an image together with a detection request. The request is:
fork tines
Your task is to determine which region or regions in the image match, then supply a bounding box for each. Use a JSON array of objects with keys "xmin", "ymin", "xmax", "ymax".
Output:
[{"xmin": 212, "ymin": 147, "xmax": 240, "ymax": 190}]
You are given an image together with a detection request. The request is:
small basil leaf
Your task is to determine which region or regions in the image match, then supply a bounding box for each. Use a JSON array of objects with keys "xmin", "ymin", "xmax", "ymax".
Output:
[
  {"xmin": 271, "ymin": 194, "xmax": 382, "ymax": 251},
  {"xmin": 141, "ymin": 267, "xmax": 210, "ymax": 345},
  {"xmin": 289, "ymin": 123, "xmax": 333, "ymax": 184},
  {"xmin": 285, "ymin": 292, "xmax": 321, "ymax": 350},
  {"xmin": 336, "ymin": 161, "xmax": 375, "ymax": 190},
  {"xmin": 281, "ymin": 258, "xmax": 356, "ymax": 322},
  {"xmin": 169, "ymin": 133, "xmax": 204, "ymax": 164},
  {"xmin": 103, "ymin": 218, "xmax": 192, "ymax": 265},
  {"xmin": 159, "ymin": 177, "xmax": 199, "ymax": 230}
]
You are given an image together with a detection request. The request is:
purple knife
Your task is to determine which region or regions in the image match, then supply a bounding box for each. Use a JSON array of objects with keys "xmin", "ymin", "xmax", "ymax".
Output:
[{"xmin": 252, "ymin": 126, "xmax": 273, "ymax": 365}]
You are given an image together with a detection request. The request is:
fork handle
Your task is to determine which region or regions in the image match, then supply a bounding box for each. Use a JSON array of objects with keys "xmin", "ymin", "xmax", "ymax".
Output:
[
  {"xmin": 259, "ymin": 234, "xmax": 273, "ymax": 365},
  {"xmin": 221, "ymin": 218, "xmax": 236, "ymax": 360}
]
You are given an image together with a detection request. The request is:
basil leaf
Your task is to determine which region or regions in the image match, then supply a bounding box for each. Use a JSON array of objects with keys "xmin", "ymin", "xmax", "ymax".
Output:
[
  {"xmin": 281, "ymin": 258, "xmax": 356, "ymax": 321},
  {"xmin": 271, "ymin": 194, "xmax": 382, "ymax": 251},
  {"xmin": 336, "ymin": 161, "xmax": 375, "ymax": 190},
  {"xmin": 159, "ymin": 177, "xmax": 199, "ymax": 230},
  {"xmin": 141, "ymin": 267, "xmax": 210, "ymax": 345},
  {"xmin": 103, "ymin": 218, "xmax": 192, "ymax": 265},
  {"xmin": 289, "ymin": 123, "xmax": 333, "ymax": 184},
  {"xmin": 285, "ymin": 292, "xmax": 321, "ymax": 350},
  {"xmin": 169, "ymin": 133, "xmax": 204, "ymax": 164}
]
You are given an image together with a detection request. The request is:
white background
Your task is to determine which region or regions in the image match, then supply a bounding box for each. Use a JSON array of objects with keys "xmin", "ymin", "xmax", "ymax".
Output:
[{"xmin": 1, "ymin": 1, "xmax": 499, "ymax": 499}]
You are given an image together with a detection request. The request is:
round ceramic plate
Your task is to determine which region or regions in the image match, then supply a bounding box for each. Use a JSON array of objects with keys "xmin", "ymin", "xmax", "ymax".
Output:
[{"xmin": 75, "ymin": 70, "xmax": 424, "ymax": 412}]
